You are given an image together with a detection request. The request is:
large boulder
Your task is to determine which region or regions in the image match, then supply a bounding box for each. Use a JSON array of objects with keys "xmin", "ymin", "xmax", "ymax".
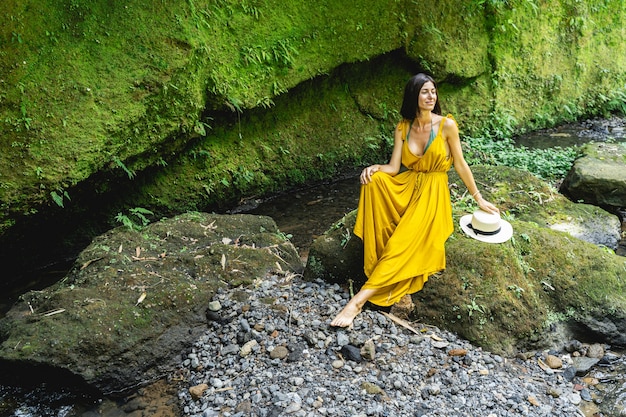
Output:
[
  {"xmin": 561, "ymin": 142, "xmax": 626, "ymax": 210},
  {"xmin": 0, "ymin": 212, "xmax": 303, "ymax": 395},
  {"xmin": 304, "ymin": 166, "xmax": 626, "ymax": 354}
]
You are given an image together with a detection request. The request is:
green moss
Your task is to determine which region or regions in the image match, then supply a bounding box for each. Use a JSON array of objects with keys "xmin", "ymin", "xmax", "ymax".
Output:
[{"xmin": 1, "ymin": 0, "xmax": 626, "ymax": 259}]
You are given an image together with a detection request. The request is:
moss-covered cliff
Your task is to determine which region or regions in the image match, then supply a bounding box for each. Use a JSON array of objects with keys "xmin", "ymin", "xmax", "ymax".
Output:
[{"xmin": 1, "ymin": 0, "xmax": 625, "ymax": 283}]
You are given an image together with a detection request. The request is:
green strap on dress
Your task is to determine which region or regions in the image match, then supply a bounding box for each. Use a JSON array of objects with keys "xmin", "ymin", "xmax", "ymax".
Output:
[{"xmin": 406, "ymin": 119, "xmax": 437, "ymax": 155}]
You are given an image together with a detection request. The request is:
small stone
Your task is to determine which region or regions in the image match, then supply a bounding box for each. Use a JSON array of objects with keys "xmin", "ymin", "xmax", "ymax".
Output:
[
  {"xmin": 479, "ymin": 369, "xmax": 489, "ymax": 376},
  {"xmin": 208, "ymin": 301, "xmax": 222, "ymax": 311},
  {"xmin": 206, "ymin": 310, "xmax": 221, "ymax": 323},
  {"xmin": 546, "ymin": 387, "xmax": 562, "ymax": 398},
  {"xmin": 545, "ymin": 354, "xmax": 563, "ymax": 369},
  {"xmin": 221, "ymin": 344, "xmax": 239, "ymax": 356},
  {"xmin": 527, "ymin": 396, "xmax": 540, "ymax": 406},
  {"xmin": 284, "ymin": 402, "xmax": 302, "ymax": 413},
  {"xmin": 448, "ymin": 348, "xmax": 467, "ymax": 357},
  {"xmin": 360, "ymin": 339, "xmax": 376, "ymax": 361},
  {"xmin": 211, "ymin": 378, "xmax": 224, "ymax": 389},
  {"xmin": 240, "ymin": 340, "xmax": 258, "ymax": 357},
  {"xmin": 565, "ymin": 339, "xmax": 583, "ymax": 353},
  {"xmin": 340, "ymin": 344, "xmax": 362, "ymax": 363},
  {"xmin": 235, "ymin": 400, "xmax": 252, "ymax": 414},
  {"xmin": 336, "ymin": 332, "xmax": 350, "ymax": 346},
  {"xmin": 580, "ymin": 388, "xmax": 592, "ymax": 402},
  {"xmin": 569, "ymin": 392, "xmax": 582, "ymax": 405},
  {"xmin": 562, "ymin": 366, "xmax": 576, "ymax": 381},
  {"xmin": 270, "ymin": 346, "xmax": 289, "ymax": 360},
  {"xmin": 427, "ymin": 384, "xmax": 441, "ymax": 395},
  {"xmin": 189, "ymin": 383, "xmax": 209, "ymax": 401},
  {"xmin": 583, "ymin": 377, "xmax": 599, "ymax": 386},
  {"xmin": 331, "ymin": 359, "xmax": 344, "ymax": 369},
  {"xmin": 431, "ymin": 341, "xmax": 449, "ymax": 349},
  {"xmin": 587, "ymin": 343, "xmax": 604, "ymax": 359},
  {"xmin": 361, "ymin": 382, "xmax": 385, "ymax": 395}
]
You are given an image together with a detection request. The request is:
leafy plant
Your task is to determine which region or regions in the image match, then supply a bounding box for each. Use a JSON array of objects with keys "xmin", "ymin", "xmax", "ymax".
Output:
[
  {"xmin": 466, "ymin": 297, "xmax": 486, "ymax": 319},
  {"xmin": 463, "ymin": 135, "xmax": 579, "ymax": 181},
  {"xmin": 113, "ymin": 156, "xmax": 136, "ymax": 179},
  {"xmin": 115, "ymin": 207, "xmax": 154, "ymax": 231},
  {"xmin": 507, "ymin": 284, "xmax": 525, "ymax": 299},
  {"xmin": 50, "ymin": 189, "xmax": 71, "ymax": 208}
]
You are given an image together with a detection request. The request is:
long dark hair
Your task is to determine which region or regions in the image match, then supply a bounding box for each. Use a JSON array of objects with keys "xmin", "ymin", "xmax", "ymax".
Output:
[{"xmin": 400, "ymin": 73, "xmax": 441, "ymax": 120}]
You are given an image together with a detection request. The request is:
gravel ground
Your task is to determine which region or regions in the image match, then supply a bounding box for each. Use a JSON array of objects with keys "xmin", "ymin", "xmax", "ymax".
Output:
[{"xmin": 177, "ymin": 272, "xmax": 585, "ymax": 417}]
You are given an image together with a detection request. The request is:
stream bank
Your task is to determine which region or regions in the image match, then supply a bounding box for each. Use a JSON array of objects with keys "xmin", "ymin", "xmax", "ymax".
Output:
[{"xmin": 1, "ymin": 116, "xmax": 626, "ymax": 416}]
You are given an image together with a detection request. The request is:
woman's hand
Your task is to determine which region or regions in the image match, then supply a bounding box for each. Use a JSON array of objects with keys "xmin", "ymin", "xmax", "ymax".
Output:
[
  {"xmin": 476, "ymin": 196, "xmax": 499, "ymax": 214},
  {"xmin": 360, "ymin": 165, "xmax": 379, "ymax": 184}
]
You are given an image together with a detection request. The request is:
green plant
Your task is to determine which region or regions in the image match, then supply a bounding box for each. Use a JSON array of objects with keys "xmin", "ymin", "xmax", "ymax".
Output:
[
  {"xmin": 115, "ymin": 207, "xmax": 154, "ymax": 231},
  {"xmin": 276, "ymin": 230, "xmax": 293, "ymax": 240},
  {"xmin": 507, "ymin": 284, "xmax": 524, "ymax": 299},
  {"xmin": 51, "ymin": 189, "xmax": 71, "ymax": 208},
  {"xmin": 466, "ymin": 297, "xmax": 486, "ymax": 319},
  {"xmin": 112, "ymin": 156, "xmax": 136, "ymax": 179},
  {"xmin": 340, "ymin": 228, "xmax": 351, "ymax": 248},
  {"xmin": 463, "ymin": 135, "xmax": 579, "ymax": 181}
]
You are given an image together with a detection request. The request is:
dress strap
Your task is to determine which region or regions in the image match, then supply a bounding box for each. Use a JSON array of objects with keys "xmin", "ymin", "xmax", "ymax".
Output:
[
  {"xmin": 437, "ymin": 115, "xmax": 449, "ymax": 137},
  {"xmin": 405, "ymin": 120, "xmax": 414, "ymax": 142}
]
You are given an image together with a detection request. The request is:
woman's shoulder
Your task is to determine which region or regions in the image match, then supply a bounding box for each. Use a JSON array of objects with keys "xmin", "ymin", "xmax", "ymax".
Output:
[{"xmin": 439, "ymin": 114, "xmax": 457, "ymax": 128}]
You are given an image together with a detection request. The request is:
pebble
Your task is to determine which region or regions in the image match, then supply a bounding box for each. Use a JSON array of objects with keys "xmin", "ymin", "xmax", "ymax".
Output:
[
  {"xmin": 545, "ymin": 354, "xmax": 563, "ymax": 369},
  {"xmin": 178, "ymin": 274, "xmax": 584, "ymax": 416}
]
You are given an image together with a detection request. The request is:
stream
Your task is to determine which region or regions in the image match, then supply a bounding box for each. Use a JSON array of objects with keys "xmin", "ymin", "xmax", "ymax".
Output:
[{"xmin": 1, "ymin": 116, "xmax": 626, "ymax": 416}]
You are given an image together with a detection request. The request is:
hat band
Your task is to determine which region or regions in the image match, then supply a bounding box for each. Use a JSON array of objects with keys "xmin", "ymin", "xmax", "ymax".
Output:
[{"xmin": 468, "ymin": 224, "xmax": 501, "ymax": 236}]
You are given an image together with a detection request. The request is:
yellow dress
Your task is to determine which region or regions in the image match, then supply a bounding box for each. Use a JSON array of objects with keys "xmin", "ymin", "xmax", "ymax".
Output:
[{"xmin": 353, "ymin": 115, "xmax": 455, "ymax": 306}]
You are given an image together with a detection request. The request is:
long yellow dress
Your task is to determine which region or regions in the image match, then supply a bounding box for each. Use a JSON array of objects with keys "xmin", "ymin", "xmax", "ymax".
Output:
[{"xmin": 353, "ymin": 115, "xmax": 455, "ymax": 306}]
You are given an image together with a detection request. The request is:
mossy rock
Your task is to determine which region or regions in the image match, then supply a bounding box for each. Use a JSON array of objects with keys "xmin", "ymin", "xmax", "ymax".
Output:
[
  {"xmin": 0, "ymin": 212, "xmax": 303, "ymax": 395},
  {"xmin": 561, "ymin": 142, "xmax": 626, "ymax": 209},
  {"xmin": 305, "ymin": 166, "xmax": 626, "ymax": 354}
]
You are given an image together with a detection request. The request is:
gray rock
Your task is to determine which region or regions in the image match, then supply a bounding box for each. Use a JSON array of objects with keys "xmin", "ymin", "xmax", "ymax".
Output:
[
  {"xmin": 571, "ymin": 356, "xmax": 600, "ymax": 375},
  {"xmin": 561, "ymin": 142, "xmax": 626, "ymax": 210}
]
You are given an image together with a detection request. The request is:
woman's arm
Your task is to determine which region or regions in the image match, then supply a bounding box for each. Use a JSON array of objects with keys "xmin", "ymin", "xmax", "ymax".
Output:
[
  {"xmin": 445, "ymin": 118, "xmax": 499, "ymax": 214},
  {"xmin": 360, "ymin": 122, "xmax": 404, "ymax": 184}
]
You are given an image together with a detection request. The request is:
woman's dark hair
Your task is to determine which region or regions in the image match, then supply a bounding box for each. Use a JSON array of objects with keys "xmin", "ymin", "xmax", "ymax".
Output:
[{"xmin": 400, "ymin": 73, "xmax": 441, "ymax": 120}]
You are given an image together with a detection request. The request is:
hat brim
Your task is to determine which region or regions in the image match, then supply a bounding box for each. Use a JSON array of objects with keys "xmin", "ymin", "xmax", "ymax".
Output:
[{"xmin": 459, "ymin": 214, "xmax": 513, "ymax": 244}]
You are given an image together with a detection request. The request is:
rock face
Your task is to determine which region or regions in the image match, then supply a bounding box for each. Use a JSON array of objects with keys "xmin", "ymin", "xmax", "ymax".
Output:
[
  {"xmin": 305, "ymin": 166, "xmax": 626, "ymax": 354},
  {"xmin": 0, "ymin": 213, "xmax": 303, "ymax": 395},
  {"xmin": 2, "ymin": 1, "xmax": 626, "ymax": 289},
  {"xmin": 561, "ymin": 142, "xmax": 626, "ymax": 210}
]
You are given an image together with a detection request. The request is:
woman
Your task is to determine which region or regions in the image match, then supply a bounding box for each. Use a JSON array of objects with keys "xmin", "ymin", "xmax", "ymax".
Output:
[{"xmin": 330, "ymin": 73, "xmax": 499, "ymax": 328}]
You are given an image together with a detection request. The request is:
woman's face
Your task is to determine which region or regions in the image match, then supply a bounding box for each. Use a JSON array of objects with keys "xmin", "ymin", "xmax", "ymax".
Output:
[{"xmin": 418, "ymin": 81, "xmax": 437, "ymax": 112}]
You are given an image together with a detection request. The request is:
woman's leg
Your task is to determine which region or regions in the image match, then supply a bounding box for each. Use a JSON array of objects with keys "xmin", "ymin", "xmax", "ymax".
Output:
[{"xmin": 330, "ymin": 287, "xmax": 379, "ymax": 327}]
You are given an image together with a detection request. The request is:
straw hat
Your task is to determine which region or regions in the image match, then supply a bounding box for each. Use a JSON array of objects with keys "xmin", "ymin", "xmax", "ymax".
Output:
[{"xmin": 459, "ymin": 210, "xmax": 513, "ymax": 244}]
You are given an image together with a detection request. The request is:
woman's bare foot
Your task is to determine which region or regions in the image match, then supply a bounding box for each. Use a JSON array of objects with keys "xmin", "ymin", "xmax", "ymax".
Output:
[
  {"xmin": 330, "ymin": 287, "xmax": 377, "ymax": 328},
  {"xmin": 330, "ymin": 304, "xmax": 362, "ymax": 327}
]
